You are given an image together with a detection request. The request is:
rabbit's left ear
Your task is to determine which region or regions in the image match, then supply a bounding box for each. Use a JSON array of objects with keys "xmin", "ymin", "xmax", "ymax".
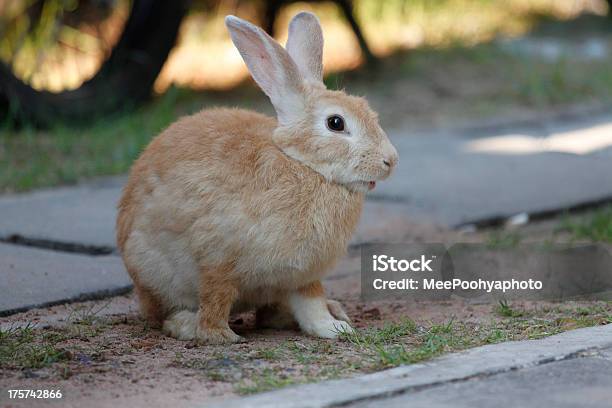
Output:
[
  {"xmin": 285, "ymin": 12, "xmax": 324, "ymax": 86},
  {"xmin": 226, "ymin": 15, "xmax": 305, "ymax": 125}
]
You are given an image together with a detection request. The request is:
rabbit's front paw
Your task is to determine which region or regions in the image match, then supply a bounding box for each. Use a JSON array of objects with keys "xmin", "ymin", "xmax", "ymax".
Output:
[
  {"xmin": 304, "ymin": 318, "xmax": 354, "ymax": 339},
  {"xmin": 196, "ymin": 326, "xmax": 243, "ymax": 344},
  {"xmin": 162, "ymin": 310, "xmax": 197, "ymax": 340}
]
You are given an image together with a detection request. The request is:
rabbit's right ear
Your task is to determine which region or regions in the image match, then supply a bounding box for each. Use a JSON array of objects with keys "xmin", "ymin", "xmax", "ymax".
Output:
[
  {"xmin": 225, "ymin": 15, "xmax": 304, "ymax": 125},
  {"xmin": 285, "ymin": 12, "xmax": 324, "ymax": 87}
]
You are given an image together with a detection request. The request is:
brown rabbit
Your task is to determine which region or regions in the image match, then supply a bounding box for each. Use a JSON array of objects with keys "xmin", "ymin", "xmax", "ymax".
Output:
[{"xmin": 116, "ymin": 12, "xmax": 398, "ymax": 344}]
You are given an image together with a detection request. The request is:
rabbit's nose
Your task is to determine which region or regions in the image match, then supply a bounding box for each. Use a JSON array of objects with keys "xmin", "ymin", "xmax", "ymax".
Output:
[
  {"xmin": 380, "ymin": 133, "xmax": 399, "ymax": 171},
  {"xmin": 382, "ymin": 152, "xmax": 398, "ymax": 169}
]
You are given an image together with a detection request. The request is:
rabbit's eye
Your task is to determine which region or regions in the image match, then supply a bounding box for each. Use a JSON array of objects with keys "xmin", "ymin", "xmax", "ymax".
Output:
[{"xmin": 326, "ymin": 115, "xmax": 345, "ymax": 132}]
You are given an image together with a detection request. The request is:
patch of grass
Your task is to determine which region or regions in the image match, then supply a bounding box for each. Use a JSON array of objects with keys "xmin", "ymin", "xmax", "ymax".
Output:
[
  {"xmin": 494, "ymin": 303, "xmax": 612, "ymax": 340},
  {"xmin": 285, "ymin": 341, "xmax": 327, "ymax": 364},
  {"xmin": 483, "ymin": 328, "xmax": 509, "ymax": 344},
  {"xmin": 207, "ymin": 370, "xmax": 231, "ymax": 382},
  {"xmin": 496, "ymin": 300, "xmax": 525, "ymax": 318},
  {"xmin": 376, "ymin": 321, "xmax": 457, "ymax": 366},
  {"xmin": 560, "ymin": 206, "xmax": 612, "ymax": 243},
  {"xmin": 235, "ymin": 368, "xmax": 300, "ymax": 395},
  {"xmin": 340, "ymin": 318, "xmax": 462, "ymax": 368},
  {"xmin": 341, "ymin": 303, "xmax": 612, "ymax": 370},
  {"xmin": 340, "ymin": 319, "xmax": 417, "ymax": 348},
  {"xmin": 255, "ymin": 347, "xmax": 280, "ymax": 361},
  {"xmin": 58, "ymin": 302, "xmax": 114, "ymax": 340},
  {"xmin": 0, "ymin": 87, "xmax": 194, "ymax": 193},
  {"xmin": 67, "ymin": 300, "xmax": 112, "ymax": 326},
  {"xmin": 0, "ymin": 325, "xmax": 70, "ymax": 370},
  {"xmin": 487, "ymin": 231, "xmax": 523, "ymax": 248},
  {"xmin": 573, "ymin": 304, "xmax": 612, "ymax": 318}
]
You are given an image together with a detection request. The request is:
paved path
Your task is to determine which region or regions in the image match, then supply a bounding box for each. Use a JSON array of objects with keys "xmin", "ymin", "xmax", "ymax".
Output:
[
  {"xmin": 0, "ymin": 243, "xmax": 131, "ymax": 316},
  {"xmin": 352, "ymin": 357, "xmax": 612, "ymax": 408},
  {"xmin": 376, "ymin": 112, "xmax": 612, "ymax": 226},
  {"xmin": 2, "ymin": 111, "xmax": 612, "ymax": 314},
  {"xmin": 0, "ymin": 176, "xmax": 124, "ymax": 250},
  {"xmin": 208, "ymin": 324, "xmax": 612, "ymax": 408}
]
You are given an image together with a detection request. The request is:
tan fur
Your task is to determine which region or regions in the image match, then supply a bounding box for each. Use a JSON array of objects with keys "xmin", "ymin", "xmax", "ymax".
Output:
[
  {"xmin": 131, "ymin": 273, "xmax": 165, "ymax": 327},
  {"xmin": 117, "ymin": 108, "xmax": 363, "ymax": 309},
  {"xmin": 198, "ymin": 263, "xmax": 239, "ymax": 327},
  {"xmin": 298, "ymin": 280, "xmax": 325, "ymax": 298},
  {"xmin": 197, "ymin": 263, "xmax": 241, "ymax": 342},
  {"xmin": 255, "ymin": 298, "xmax": 350, "ymax": 329},
  {"xmin": 116, "ymin": 13, "xmax": 397, "ymax": 343}
]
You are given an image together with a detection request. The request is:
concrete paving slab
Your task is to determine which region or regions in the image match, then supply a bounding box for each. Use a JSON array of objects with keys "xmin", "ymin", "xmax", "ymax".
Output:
[
  {"xmin": 206, "ymin": 324, "xmax": 612, "ymax": 408},
  {"xmin": 0, "ymin": 176, "xmax": 125, "ymax": 249},
  {"xmin": 375, "ymin": 113, "xmax": 612, "ymax": 226},
  {"xmin": 351, "ymin": 354, "xmax": 612, "ymax": 408},
  {"xmin": 0, "ymin": 243, "xmax": 131, "ymax": 315}
]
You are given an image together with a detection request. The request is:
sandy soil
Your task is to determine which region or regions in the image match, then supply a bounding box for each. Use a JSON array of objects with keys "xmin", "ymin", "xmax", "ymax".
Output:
[{"xmin": 0, "ymin": 294, "xmax": 507, "ymax": 408}]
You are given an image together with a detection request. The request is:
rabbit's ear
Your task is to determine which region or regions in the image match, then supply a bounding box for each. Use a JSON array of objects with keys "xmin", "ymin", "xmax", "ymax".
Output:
[
  {"xmin": 285, "ymin": 12, "xmax": 324, "ymax": 86},
  {"xmin": 225, "ymin": 15, "xmax": 304, "ymax": 125}
]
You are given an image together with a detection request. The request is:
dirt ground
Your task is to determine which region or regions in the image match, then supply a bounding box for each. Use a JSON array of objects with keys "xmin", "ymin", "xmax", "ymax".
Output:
[
  {"xmin": 0, "ymin": 295, "xmax": 509, "ymax": 408},
  {"xmin": 1, "ymin": 215, "xmax": 611, "ymax": 408}
]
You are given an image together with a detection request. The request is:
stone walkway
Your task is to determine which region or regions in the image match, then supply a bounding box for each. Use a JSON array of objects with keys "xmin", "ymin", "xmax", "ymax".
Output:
[
  {"xmin": 376, "ymin": 111, "xmax": 612, "ymax": 226},
  {"xmin": 2, "ymin": 111, "xmax": 612, "ymax": 314},
  {"xmin": 209, "ymin": 324, "xmax": 612, "ymax": 408},
  {"xmin": 0, "ymin": 243, "xmax": 130, "ymax": 316}
]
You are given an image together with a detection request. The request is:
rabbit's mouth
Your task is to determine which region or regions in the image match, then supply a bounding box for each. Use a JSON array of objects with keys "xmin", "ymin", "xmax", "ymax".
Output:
[
  {"xmin": 357, "ymin": 180, "xmax": 376, "ymax": 190},
  {"xmin": 343, "ymin": 180, "xmax": 377, "ymax": 193}
]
